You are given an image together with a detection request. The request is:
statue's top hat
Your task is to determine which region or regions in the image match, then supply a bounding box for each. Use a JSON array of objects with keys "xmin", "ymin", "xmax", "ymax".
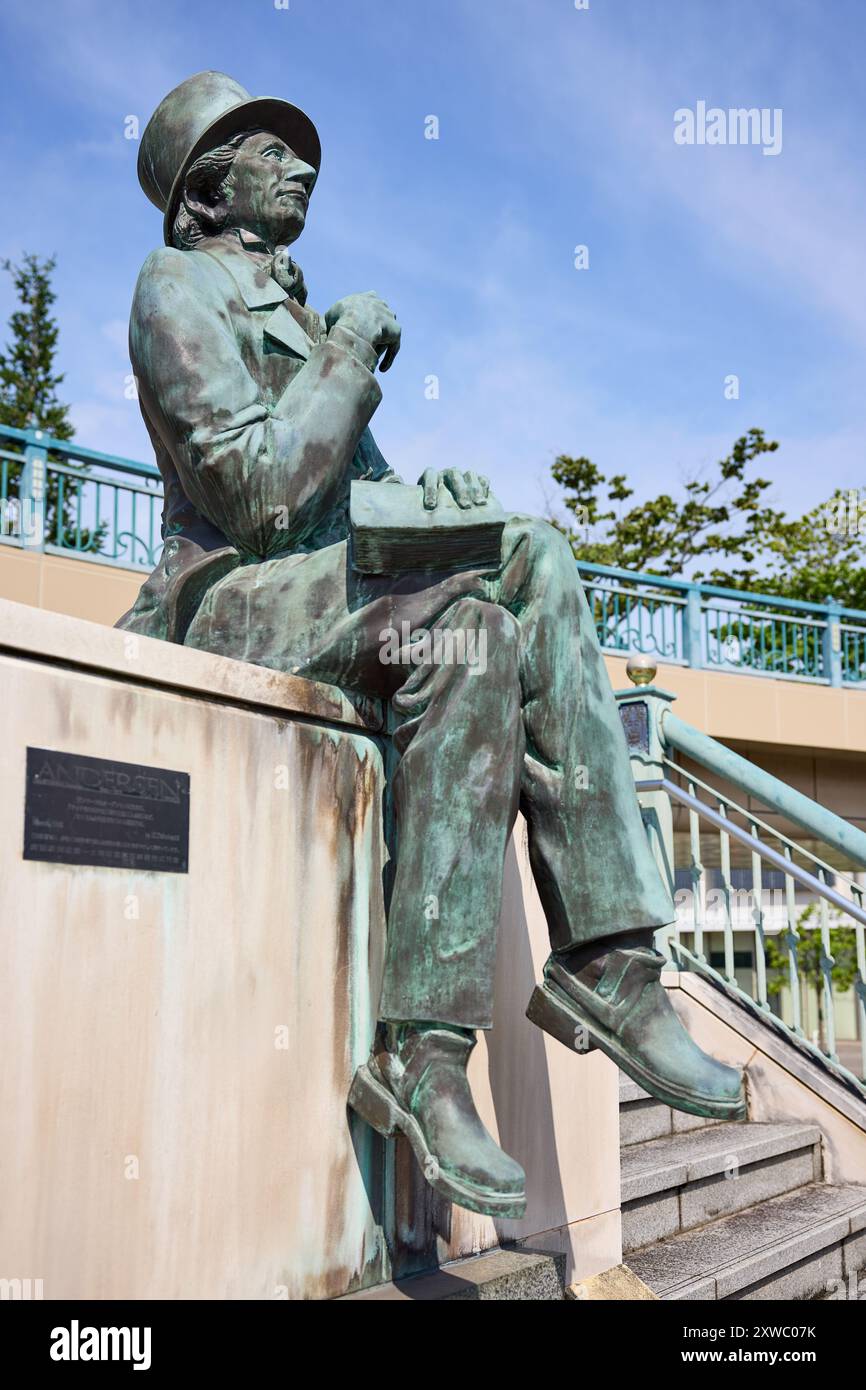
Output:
[{"xmin": 137, "ymin": 70, "xmax": 322, "ymax": 245}]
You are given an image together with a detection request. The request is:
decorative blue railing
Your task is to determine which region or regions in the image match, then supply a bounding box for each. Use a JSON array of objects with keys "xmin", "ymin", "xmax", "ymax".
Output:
[
  {"xmin": 0, "ymin": 423, "xmax": 162, "ymax": 571},
  {"xmin": 1, "ymin": 423, "xmax": 865, "ymax": 691},
  {"xmin": 578, "ymin": 560, "xmax": 866, "ymax": 689},
  {"xmin": 617, "ymin": 681, "xmax": 866, "ymax": 1094}
]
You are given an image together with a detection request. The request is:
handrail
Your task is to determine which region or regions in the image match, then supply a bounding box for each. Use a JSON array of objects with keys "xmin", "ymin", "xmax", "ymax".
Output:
[
  {"xmin": 661, "ymin": 755, "xmax": 861, "ymax": 895},
  {"xmin": 578, "ymin": 559, "xmax": 866, "ymax": 623},
  {"xmin": 0, "ymin": 423, "xmax": 164, "ymax": 571},
  {"xmin": 661, "ymin": 711, "xmax": 866, "ymax": 868},
  {"xmin": 670, "ymin": 941, "xmax": 866, "ymax": 1102},
  {"xmin": 636, "ymin": 778, "xmax": 866, "ymax": 927},
  {"xmin": 0, "ymin": 423, "xmax": 160, "ymax": 480},
  {"xmin": 637, "ymin": 773, "xmax": 866, "ymax": 1094},
  {"xmin": 578, "ymin": 556, "xmax": 866, "ymax": 687},
  {"xmin": 618, "ymin": 681, "xmax": 866, "ymax": 1089}
]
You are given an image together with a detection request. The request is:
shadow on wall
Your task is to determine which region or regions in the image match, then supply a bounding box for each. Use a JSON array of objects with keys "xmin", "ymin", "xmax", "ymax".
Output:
[
  {"xmin": 347, "ymin": 833, "xmax": 570, "ymax": 1285},
  {"xmin": 489, "ymin": 835, "xmax": 566, "ymax": 1242}
]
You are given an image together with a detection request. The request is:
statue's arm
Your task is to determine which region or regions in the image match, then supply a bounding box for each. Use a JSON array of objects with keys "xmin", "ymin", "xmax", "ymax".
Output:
[
  {"xmin": 131, "ymin": 249, "xmax": 383, "ymax": 555},
  {"xmin": 353, "ymin": 426, "xmax": 403, "ymax": 484}
]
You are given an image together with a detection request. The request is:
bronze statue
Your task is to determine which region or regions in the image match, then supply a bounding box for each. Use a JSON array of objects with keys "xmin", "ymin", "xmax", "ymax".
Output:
[{"xmin": 120, "ymin": 72, "xmax": 745, "ymax": 1219}]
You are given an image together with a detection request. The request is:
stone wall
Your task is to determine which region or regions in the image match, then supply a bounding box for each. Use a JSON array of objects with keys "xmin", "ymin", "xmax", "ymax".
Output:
[{"xmin": 0, "ymin": 598, "xmax": 620, "ymax": 1298}]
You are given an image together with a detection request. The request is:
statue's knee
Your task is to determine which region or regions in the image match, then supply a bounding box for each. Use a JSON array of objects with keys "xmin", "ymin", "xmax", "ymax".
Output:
[
  {"xmin": 447, "ymin": 598, "xmax": 520, "ymax": 672},
  {"xmin": 449, "ymin": 596, "xmax": 515, "ymax": 635},
  {"xmin": 509, "ymin": 515, "xmax": 574, "ymax": 567}
]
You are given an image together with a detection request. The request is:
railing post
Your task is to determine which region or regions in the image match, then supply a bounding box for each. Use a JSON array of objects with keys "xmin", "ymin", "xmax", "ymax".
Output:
[
  {"xmin": 20, "ymin": 427, "xmax": 46, "ymax": 550},
  {"xmin": 822, "ymin": 598, "xmax": 843, "ymax": 687},
  {"xmin": 683, "ymin": 583, "xmax": 704, "ymax": 669},
  {"xmin": 615, "ymin": 658, "xmax": 678, "ymax": 953},
  {"xmin": 854, "ymin": 878, "xmax": 866, "ymax": 1083}
]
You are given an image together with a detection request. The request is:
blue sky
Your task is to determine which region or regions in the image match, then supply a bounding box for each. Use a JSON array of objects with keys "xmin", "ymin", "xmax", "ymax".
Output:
[{"xmin": 0, "ymin": 0, "xmax": 864, "ymax": 522}]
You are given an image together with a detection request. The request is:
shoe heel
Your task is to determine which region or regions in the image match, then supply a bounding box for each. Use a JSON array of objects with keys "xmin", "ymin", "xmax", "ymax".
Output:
[
  {"xmin": 348, "ymin": 1063, "xmax": 404, "ymax": 1138},
  {"xmin": 527, "ymin": 984, "xmax": 597, "ymax": 1054}
]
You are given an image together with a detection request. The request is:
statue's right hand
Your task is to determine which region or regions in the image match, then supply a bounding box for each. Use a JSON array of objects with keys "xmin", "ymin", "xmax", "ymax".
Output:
[{"xmin": 325, "ymin": 292, "xmax": 401, "ymax": 371}]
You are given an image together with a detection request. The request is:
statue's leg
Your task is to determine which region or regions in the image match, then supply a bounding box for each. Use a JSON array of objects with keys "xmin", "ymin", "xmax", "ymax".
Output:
[
  {"xmin": 378, "ymin": 595, "xmax": 524, "ymax": 1029},
  {"xmin": 494, "ymin": 516, "xmax": 745, "ymax": 1120},
  {"xmin": 184, "ymin": 530, "xmax": 742, "ymax": 1171},
  {"xmin": 185, "ymin": 549, "xmax": 530, "ymax": 1215},
  {"xmin": 493, "ymin": 514, "xmax": 674, "ymax": 948},
  {"xmin": 351, "ymin": 595, "xmax": 529, "ymax": 1217}
]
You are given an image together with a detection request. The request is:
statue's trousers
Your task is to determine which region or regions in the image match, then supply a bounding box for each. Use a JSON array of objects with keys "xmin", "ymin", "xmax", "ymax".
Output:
[{"xmin": 185, "ymin": 515, "xmax": 675, "ymax": 1028}]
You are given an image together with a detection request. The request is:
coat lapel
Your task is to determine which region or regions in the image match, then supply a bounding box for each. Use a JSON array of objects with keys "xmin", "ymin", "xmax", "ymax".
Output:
[
  {"xmin": 197, "ymin": 237, "xmax": 316, "ymax": 360},
  {"xmin": 262, "ymin": 301, "xmax": 315, "ymax": 359},
  {"xmin": 198, "ymin": 237, "xmax": 286, "ymax": 308}
]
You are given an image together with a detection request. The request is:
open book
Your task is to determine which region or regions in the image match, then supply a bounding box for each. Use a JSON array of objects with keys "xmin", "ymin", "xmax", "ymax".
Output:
[{"xmin": 350, "ymin": 480, "xmax": 506, "ymax": 575}]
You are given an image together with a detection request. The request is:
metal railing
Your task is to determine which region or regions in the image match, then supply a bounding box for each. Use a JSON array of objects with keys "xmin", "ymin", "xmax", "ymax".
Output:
[
  {"xmin": 1, "ymin": 420, "xmax": 865, "ymax": 692},
  {"xmin": 580, "ymin": 559, "xmax": 865, "ymax": 688},
  {"xmin": 618, "ymin": 681, "xmax": 866, "ymax": 1097},
  {"xmin": 0, "ymin": 423, "xmax": 163, "ymax": 571}
]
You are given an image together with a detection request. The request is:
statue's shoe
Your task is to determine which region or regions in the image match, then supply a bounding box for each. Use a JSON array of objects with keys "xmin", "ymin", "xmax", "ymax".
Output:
[
  {"xmin": 526, "ymin": 946, "xmax": 746, "ymax": 1121},
  {"xmin": 348, "ymin": 1024, "xmax": 526, "ymax": 1218}
]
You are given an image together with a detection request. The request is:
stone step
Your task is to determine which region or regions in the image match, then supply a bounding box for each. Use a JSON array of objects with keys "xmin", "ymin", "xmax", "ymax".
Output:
[
  {"xmin": 628, "ymin": 1182, "xmax": 866, "ymax": 1300},
  {"xmin": 619, "ymin": 1073, "xmax": 651, "ymax": 1105},
  {"xmin": 336, "ymin": 1247, "xmax": 566, "ymax": 1301},
  {"xmin": 620, "ymin": 1093, "xmax": 720, "ymax": 1145},
  {"xmin": 618, "ymin": 1072, "xmax": 721, "ymax": 1145},
  {"xmin": 622, "ymin": 1121, "xmax": 822, "ymax": 1252}
]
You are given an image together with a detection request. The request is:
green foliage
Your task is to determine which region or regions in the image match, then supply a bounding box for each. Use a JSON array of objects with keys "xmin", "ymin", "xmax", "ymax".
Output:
[
  {"xmin": 764, "ymin": 907, "xmax": 860, "ymax": 1050},
  {"xmin": 0, "ymin": 254, "xmax": 103, "ymax": 553},
  {"xmin": 765, "ymin": 910, "xmax": 860, "ymax": 994},
  {"xmin": 551, "ymin": 430, "xmax": 866, "ymax": 608},
  {"xmin": 551, "ymin": 429, "xmax": 781, "ymax": 583},
  {"xmin": 746, "ymin": 492, "xmax": 866, "ymax": 611},
  {"xmin": 0, "ymin": 253, "xmax": 73, "ymax": 438}
]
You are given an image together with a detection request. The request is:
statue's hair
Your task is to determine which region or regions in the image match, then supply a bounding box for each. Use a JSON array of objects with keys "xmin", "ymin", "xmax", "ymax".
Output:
[{"xmin": 171, "ymin": 127, "xmax": 264, "ymax": 249}]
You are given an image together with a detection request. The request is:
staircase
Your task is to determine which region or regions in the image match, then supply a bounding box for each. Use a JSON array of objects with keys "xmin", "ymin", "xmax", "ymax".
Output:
[{"xmin": 620, "ymin": 1074, "xmax": 866, "ymax": 1300}]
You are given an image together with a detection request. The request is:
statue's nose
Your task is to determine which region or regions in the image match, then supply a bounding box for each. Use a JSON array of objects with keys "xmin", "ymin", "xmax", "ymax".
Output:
[{"xmin": 286, "ymin": 158, "xmax": 317, "ymax": 193}]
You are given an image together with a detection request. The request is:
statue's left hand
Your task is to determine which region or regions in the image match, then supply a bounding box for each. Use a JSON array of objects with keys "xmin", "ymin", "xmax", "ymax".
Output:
[{"xmin": 419, "ymin": 468, "xmax": 492, "ymax": 510}]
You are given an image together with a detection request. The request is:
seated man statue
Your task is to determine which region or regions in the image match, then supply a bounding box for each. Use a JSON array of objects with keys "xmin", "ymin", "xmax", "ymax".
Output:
[{"xmin": 119, "ymin": 71, "xmax": 745, "ymax": 1219}]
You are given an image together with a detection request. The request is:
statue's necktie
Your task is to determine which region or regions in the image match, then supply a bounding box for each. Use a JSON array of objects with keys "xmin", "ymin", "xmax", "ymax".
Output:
[
  {"xmin": 270, "ymin": 247, "xmax": 307, "ymax": 305},
  {"xmin": 234, "ymin": 228, "xmax": 308, "ymax": 304}
]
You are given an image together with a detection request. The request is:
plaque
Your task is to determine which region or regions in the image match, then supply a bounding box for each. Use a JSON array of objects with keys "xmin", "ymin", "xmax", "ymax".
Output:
[
  {"xmin": 619, "ymin": 700, "xmax": 649, "ymax": 754},
  {"xmin": 23, "ymin": 748, "xmax": 190, "ymax": 873}
]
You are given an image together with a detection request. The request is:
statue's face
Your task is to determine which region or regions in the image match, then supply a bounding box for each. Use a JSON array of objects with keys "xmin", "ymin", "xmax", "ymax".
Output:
[{"xmin": 223, "ymin": 131, "xmax": 316, "ymax": 246}]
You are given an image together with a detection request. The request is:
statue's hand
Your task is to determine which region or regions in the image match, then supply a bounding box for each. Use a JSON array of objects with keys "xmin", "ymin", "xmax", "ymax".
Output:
[
  {"xmin": 419, "ymin": 468, "xmax": 492, "ymax": 511},
  {"xmin": 325, "ymin": 292, "xmax": 401, "ymax": 371}
]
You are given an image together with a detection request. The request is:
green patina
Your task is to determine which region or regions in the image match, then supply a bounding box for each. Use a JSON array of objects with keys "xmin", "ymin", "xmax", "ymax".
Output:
[{"xmin": 119, "ymin": 71, "xmax": 745, "ymax": 1219}]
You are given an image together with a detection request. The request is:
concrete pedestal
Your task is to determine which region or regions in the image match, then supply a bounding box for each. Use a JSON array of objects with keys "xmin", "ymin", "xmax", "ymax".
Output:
[{"xmin": 0, "ymin": 599, "xmax": 620, "ymax": 1298}]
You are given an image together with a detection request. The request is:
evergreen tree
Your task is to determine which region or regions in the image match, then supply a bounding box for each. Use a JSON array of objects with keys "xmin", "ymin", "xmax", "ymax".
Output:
[
  {"xmin": 0, "ymin": 254, "xmax": 102, "ymax": 551},
  {"xmin": 0, "ymin": 253, "xmax": 73, "ymax": 438}
]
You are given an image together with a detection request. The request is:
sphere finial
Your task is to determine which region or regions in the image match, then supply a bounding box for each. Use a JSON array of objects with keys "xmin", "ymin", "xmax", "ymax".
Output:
[{"xmin": 626, "ymin": 653, "xmax": 657, "ymax": 686}]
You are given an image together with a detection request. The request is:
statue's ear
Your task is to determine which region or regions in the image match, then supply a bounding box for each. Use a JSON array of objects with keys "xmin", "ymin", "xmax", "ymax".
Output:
[{"xmin": 182, "ymin": 182, "xmax": 228, "ymax": 234}]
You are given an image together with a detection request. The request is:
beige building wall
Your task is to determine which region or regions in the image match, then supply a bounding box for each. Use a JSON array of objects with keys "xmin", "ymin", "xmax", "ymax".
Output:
[
  {"xmin": 605, "ymin": 652, "xmax": 866, "ymax": 756},
  {"xmin": 0, "ymin": 544, "xmax": 144, "ymax": 628}
]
